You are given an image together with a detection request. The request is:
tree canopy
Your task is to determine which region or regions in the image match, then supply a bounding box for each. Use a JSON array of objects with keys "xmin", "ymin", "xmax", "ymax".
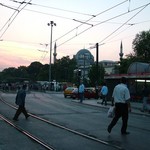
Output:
[
  {"xmin": 118, "ymin": 29, "xmax": 150, "ymax": 73},
  {"xmin": 88, "ymin": 64, "xmax": 105, "ymax": 86},
  {"xmin": 0, "ymin": 56, "xmax": 77, "ymax": 83},
  {"xmin": 132, "ymin": 29, "xmax": 150, "ymax": 62}
]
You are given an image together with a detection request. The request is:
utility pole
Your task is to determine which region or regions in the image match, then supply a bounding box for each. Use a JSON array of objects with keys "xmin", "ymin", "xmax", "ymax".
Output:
[
  {"xmin": 96, "ymin": 43, "xmax": 99, "ymax": 77},
  {"xmin": 47, "ymin": 21, "xmax": 56, "ymax": 89},
  {"xmin": 95, "ymin": 43, "xmax": 99, "ymax": 99}
]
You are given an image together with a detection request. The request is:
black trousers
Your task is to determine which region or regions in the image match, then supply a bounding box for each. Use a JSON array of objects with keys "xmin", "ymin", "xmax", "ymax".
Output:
[
  {"xmin": 108, "ymin": 103, "xmax": 128, "ymax": 133},
  {"xmin": 13, "ymin": 106, "xmax": 28, "ymax": 119},
  {"xmin": 101, "ymin": 95, "xmax": 107, "ymax": 105}
]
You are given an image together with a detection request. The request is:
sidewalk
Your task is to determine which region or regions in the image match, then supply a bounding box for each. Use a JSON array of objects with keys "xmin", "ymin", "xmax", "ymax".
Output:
[
  {"xmin": 72, "ymin": 99, "xmax": 150, "ymax": 117},
  {"xmin": 46, "ymin": 91, "xmax": 150, "ymax": 116}
]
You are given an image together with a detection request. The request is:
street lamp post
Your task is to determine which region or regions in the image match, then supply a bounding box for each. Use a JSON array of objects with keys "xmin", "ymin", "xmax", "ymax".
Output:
[{"xmin": 47, "ymin": 21, "xmax": 56, "ymax": 89}]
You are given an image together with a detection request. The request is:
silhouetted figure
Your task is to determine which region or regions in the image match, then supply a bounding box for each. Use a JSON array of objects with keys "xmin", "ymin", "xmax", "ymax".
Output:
[
  {"xmin": 141, "ymin": 84, "xmax": 150, "ymax": 112},
  {"xmin": 13, "ymin": 84, "xmax": 29, "ymax": 121}
]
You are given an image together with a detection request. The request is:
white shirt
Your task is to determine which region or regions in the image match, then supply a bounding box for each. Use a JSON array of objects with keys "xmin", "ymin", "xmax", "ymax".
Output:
[{"xmin": 112, "ymin": 83, "xmax": 130, "ymax": 103}]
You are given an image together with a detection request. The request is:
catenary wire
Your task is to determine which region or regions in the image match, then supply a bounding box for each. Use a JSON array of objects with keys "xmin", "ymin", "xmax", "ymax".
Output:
[
  {"xmin": 0, "ymin": 2, "xmax": 19, "ymax": 11},
  {"xmin": 0, "ymin": 0, "xmax": 32, "ymax": 39},
  {"xmin": 10, "ymin": 0, "xmax": 94, "ymax": 16},
  {"xmin": 98, "ymin": 3, "xmax": 150, "ymax": 45},
  {"xmin": 6, "ymin": 0, "xmax": 129, "ymax": 43},
  {"xmin": 57, "ymin": 3, "xmax": 150, "ymax": 49},
  {"xmin": 54, "ymin": 0, "xmax": 128, "ymax": 43},
  {"xmin": 1, "ymin": 0, "xmax": 149, "ymax": 63},
  {"xmin": 1, "ymin": 0, "xmax": 128, "ymax": 48}
]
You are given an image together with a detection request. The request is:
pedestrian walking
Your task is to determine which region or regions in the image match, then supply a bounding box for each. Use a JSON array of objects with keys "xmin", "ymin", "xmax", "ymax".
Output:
[
  {"xmin": 100, "ymin": 82, "xmax": 108, "ymax": 105},
  {"xmin": 141, "ymin": 84, "xmax": 150, "ymax": 113},
  {"xmin": 107, "ymin": 77, "xmax": 131, "ymax": 135},
  {"xmin": 13, "ymin": 84, "xmax": 30, "ymax": 121},
  {"xmin": 79, "ymin": 80, "xmax": 85, "ymax": 103}
]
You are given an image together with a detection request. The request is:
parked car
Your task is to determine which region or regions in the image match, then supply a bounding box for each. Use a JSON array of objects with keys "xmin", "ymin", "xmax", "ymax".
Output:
[
  {"xmin": 64, "ymin": 87, "xmax": 75, "ymax": 98},
  {"xmin": 71, "ymin": 87, "xmax": 97, "ymax": 99}
]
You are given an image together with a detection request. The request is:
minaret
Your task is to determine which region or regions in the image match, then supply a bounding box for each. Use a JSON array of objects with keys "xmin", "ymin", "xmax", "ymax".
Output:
[
  {"xmin": 53, "ymin": 42, "xmax": 57, "ymax": 63},
  {"xmin": 119, "ymin": 41, "xmax": 124, "ymax": 61}
]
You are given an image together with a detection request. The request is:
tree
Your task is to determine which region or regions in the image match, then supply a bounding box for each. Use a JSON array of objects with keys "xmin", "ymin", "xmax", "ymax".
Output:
[
  {"xmin": 0, "ymin": 67, "xmax": 17, "ymax": 82},
  {"xmin": 132, "ymin": 29, "xmax": 150, "ymax": 62},
  {"xmin": 0, "ymin": 66, "xmax": 29, "ymax": 83},
  {"xmin": 117, "ymin": 53, "xmax": 139, "ymax": 74},
  {"xmin": 15, "ymin": 66, "xmax": 29, "ymax": 80},
  {"xmin": 118, "ymin": 29, "xmax": 150, "ymax": 74},
  {"xmin": 37, "ymin": 64, "xmax": 49, "ymax": 81},
  {"xmin": 53, "ymin": 56, "xmax": 76, "ymax": 82},
  {"xmin": 27, "ymin": 61, "xmax": 43, "ymax": 81},
  {"xmin": 88, "ymin": 64, "xmax": 105, "ymax": 86}
]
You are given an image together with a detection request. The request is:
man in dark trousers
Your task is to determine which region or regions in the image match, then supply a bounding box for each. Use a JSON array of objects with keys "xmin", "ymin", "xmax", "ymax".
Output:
[
  {"xmin": 100, "ymin": 82, "xmax": 108, "ymax": 105},
  {"xmin": 13, "ymin": 84, "xmax": 30, "ymax": 121},
  {"xmin": 79, "ymin": 80, "xmax": 85, "ymax": 103},
  {"xmin": 107, "ymin": 77, "xmax": 131, "ymax": 135}
]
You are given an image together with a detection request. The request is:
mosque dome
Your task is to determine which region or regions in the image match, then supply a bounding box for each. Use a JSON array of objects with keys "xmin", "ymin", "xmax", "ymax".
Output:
[{"xmin": 75, "ymin": 49, "xmax": 94, "ymax": 67}]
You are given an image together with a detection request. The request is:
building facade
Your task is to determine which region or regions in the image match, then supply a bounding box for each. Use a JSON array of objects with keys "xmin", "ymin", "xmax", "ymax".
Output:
[
  {"xmin": 74, "ymin": 49, "xmax": 94, "ymax": 79},
  {"xmin": 99, "ymin": 60, "xmax": 118, "ymax": 75}
]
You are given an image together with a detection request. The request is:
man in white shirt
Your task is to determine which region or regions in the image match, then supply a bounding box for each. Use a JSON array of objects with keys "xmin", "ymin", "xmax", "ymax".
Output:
[{"xmin": 107, "ymin": 77, "xmax": 131, "ymax": 135}]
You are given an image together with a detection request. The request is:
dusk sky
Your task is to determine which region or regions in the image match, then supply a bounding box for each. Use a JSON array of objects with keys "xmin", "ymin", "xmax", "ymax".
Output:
[{"xmin": 0, "ymin": 0, "xmax": 150, "ymax": 71}]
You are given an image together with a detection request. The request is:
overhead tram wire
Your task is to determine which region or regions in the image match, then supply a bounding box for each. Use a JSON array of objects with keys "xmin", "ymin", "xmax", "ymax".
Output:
[
  {"xmin": 95, "ymin": 0, "xmax": 128, "ymax": 17},
  {"xmin": 24, "ymin": 9, "xmax": 73, "ymax": 20},
  {"xmin": 10, "ymin": 0, "xmax": 93, "ymax": 17},
  {"xmin": 10, "ymin": 0, "xmax": 32, "ymax": 5},
  {"xmin": 86, "ymin": 2, "xmax": 150, "ymax": 49},
  {"xmin": 0, "ymin": 2, "xmax": 22, "ymax": 35},
  {"xmin": 9, "ymin": 0, "xmax": 95, "ymax": 21},
  {"xmin": 57, "ymin": 2, "xmax": 150, "ymax": 50},
  {"xmin": 104, "ymin": 25, "xmax": 134, "ymax": 44},
  {"xmin": 103, "ymin": 19, "xmax": 150, "ymax": 44},
  {"xmin": 3, "ymin": 0, "xmax": 144, "ymax": 54},
  {"xmin": 0, "ymin": 0, "xmax": 32, "ymax": 39},
  {"xmin": 2, "ymin": 1, "xmax": 148, "ymax": 53},
  {"xmin": 93, "ymin": 2, "xmax": 150, "ymax": 30},
  {"xmin": 10, "ymin": 0, "xmax": 128, "ymax": 44},
  {"xmin": 54, "ymin": 0, "xmax": 129, "ymax": 47},
  {"xmin": 97, "ymin": 2, "xmax": 150, "ymax": 45},
  {"xmin": 28, "ymin": 2, "xmax": 94, "ymax": 17},
  {"xmin": 0, "ymin": 3, "xmax": 19, "ymax": 11},
  {"xmin": 6, "ymin": 0, "xmax": 128, "ymax": 47}
]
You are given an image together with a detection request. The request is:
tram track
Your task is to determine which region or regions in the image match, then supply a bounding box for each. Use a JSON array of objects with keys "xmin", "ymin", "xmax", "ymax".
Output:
[
  {"xmin": 0, "ymin": 93, "xmax": 124, "ymax": 150},
  {"xmin": 43, "ymin": 92, "xmax": 150, "ymax": 133},
  {"xmin": 0, "ymin": 114, "xmax": 55, "ymax": 150},
  {"xmin": 1, "ymin": 92, "xmax": 150, "ymax": 150}
]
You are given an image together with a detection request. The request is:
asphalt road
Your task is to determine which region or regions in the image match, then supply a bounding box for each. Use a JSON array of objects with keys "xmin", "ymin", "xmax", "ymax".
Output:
[{"xmin": 0, "ymin": 91, "xmax": 150, "ymax": 150}]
